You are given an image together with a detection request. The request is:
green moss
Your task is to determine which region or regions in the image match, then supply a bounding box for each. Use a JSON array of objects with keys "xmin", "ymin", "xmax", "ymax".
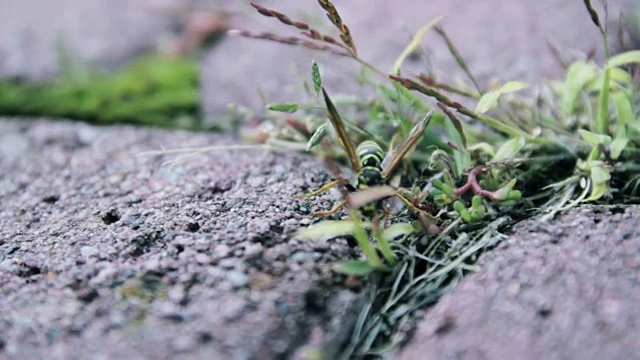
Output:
[{"xmin": 0, "ymin": 54, "xmax": 203, "ymax": 129}]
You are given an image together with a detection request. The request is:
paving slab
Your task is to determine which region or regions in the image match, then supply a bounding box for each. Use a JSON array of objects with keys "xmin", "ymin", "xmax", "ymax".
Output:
[
  {"xmin": 399, "ymin": 205, "xmax": 640, "ymax": 360},
  {"xmin": 0, "ymin": 118, "xmax": 362, "ymax": 359}
]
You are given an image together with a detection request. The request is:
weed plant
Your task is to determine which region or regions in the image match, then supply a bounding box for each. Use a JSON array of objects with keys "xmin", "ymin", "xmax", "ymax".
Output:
[{"xmin": 233, "ymin": 0, "xmax": 640, "ymax": 357}]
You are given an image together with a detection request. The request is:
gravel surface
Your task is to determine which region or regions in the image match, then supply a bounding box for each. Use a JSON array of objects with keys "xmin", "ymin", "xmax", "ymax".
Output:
[
  {"xmin": 0, "ymin": 118, "xmax": 364, "ymax": 359},
  {"xmin": 399, "ymin": 205, "xmax": 640, "ymax": 360}
]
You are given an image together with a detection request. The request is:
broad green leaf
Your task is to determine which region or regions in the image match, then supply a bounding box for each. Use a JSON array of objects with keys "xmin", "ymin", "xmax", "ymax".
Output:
[
  {"xmin": 475, "ymin": 90, "xmax": 501, "ymax": 114},
  {"xmin": 467, "ymin": 142, "xmax": 496, "ymax": 157},
  {"xmin": 610, "ymin": 137, "xmax": 629, "ymax": 159},
  {"xmin": 500, "ymin": 81, "xmax": 530, "ymax": 93},
  {"xmin": 332, "ymin": 260, "xmax": 375, "ymax": 276},
  {"xmin": 607, "ymin": 50, "xmax": 640, "ymax": 68},
  {"xmin": 267, "ymin": 102, "xmax": 299, "ymax": 113},
  {"xmin": 562, "ymin": 60, "xmax": 598, "ymax": 115},
  {"xmin": 586, "ymin": 181, "xmax": 609, "ymax": 201},
  {"xmin": 295, "ymin": 220, "xmax": 371, "ymax": 241},
  {"xmin": 611, "ymin": 91, "xmax": 633, "ymax": 125},
  {"xmin": 475, "ymin": 81, "xmax": 529, "ymax": 114},
  {"xmin": 492, "ymin": 137, "xmax": 526, "ymax": 161},
  {"xmin": 381, "ymin": 223, "xmax": 415, "ymax": 242},
  {"xmin": 578, "ymin": 129, "xmax": 611, "ymax": 147},
  {"xmin": 311, "ymin": 61, "xmax": 322, "ymax": 96},
  {"xmin": 609, "ymin": 67, "xmax": 633, "ymax": 86},
  {"xmin": 306, "ymin": 123, "xmax": 328, "ymax": 151},
  {"xmin": 590, "ymin": 164, "xmax": 611, "ymax": 185},
  {"xmin": 391, "ymin": 16, "xmax": 443, "ymax": 75}
]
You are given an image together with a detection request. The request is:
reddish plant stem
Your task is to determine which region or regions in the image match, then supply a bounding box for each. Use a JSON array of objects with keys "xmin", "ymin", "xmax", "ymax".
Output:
[{"xmin": 453, "ymin": 165, "xmax": 499, "ymax": 200}]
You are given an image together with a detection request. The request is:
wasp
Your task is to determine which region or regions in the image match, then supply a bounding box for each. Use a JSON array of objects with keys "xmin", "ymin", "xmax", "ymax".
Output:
[{"xmin": 297, "ymin": 87, "xmax": 433, "ymax": 216}]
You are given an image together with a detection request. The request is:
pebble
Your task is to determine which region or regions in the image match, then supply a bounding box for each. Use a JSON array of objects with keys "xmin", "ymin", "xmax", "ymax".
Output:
[
  {"xmin": 226, "ymin": 270, "xmax": 249, "ymax": 288},
  {"xmin": 215, "ymin": 244, "xmax": 231, "ymax": 258},
  {"xmin": 172, "ymin": 335, "xmax": 196, "ymax": 353},
  {"xmin": 218, "ymin": 258, "xmax": 239, "ymax": 269},
  {"xmin": 195, "ymin": 253, "xmax": 211, "ymax": 265},
  {"xmin": 80, "ymin": 246, "xmax": 99, "ymax": 258},
  {"xmin": 290, "ymin": 251, "xmax": 317, "ymax": 263},
  {"xmin": 243, "ymin": 243, "xmax": 263, "ymax": 259},
  {"xmin": 253, "ymin": 219, "xmax": 270, "ymax": 233},
  {"xmin": 0, "ymin": 259, "xmax": 17, "ymax": 274},
  {"xmin": 246, "ymin": 176, "xmax": 265, "ymax": 188}
]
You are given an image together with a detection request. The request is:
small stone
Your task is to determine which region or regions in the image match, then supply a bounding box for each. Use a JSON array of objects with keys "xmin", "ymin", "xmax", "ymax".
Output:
[
  {"xmin": 80, "ymin": 246, "xmax": 99, "ymax": 258},
  {"xmin": 246, "ymin": 176, "xmax": 265, "ymax": 188},
  {"xmin": 218, "ymin": 258, "xmax": 239, "ymax": 269},
  {"xmin": 143, "ymin": 258, "xmax": 160, "ymax": 272},
  {"xmin": 195, "ymin": 253, "xmax": 210, "ymax": 265},
  {"xmin": 291, "ymin": 178, "xmax": 305, "ymax": 187},
  {"xmin": 244, "ymin": 243, "xmax": 263, "ymax": 259},
  {"xmin": 172, "ymin": 335, "xmax": 196, "ymax": 353},
  {"xmin": 167, "ymin": 286, "xmax": 186, "ymax": 304},
  {"xmin": 215, "ymin": 244, "xmax": 231, "ymax": 258},
  {"xmin": 0, "ymin": 259, "xmax": 17, "ymax": 274},
  {"xmin": 253, "ymin": 219, "xmax": 270, "ymax": 233},
  {"xmin": 290, "ymin": 251, "xmax": 317, "ymax": 263},
  {"xmin": 249, "ymin": 272, "xmax": 276, "ymax": 290},
  {"xmin": 227, "ymin": 270, "xmax": 249, "ymax": 288}
]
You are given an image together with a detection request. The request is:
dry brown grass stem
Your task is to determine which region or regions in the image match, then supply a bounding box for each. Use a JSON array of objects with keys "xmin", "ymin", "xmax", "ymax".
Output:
[
  {"xmin": 317, "ymin": 0, "xmax": 358, "ymax": 56},
  {"xmin": 419, "ymin": 74, "xmax": 480, "ymax": 100},
  {"xmin": 228, "ymin": 30, "xmax": 351, "ymax": 56},
  {"xmin": 250, "ymin": 2, "xmax": 353, "ymax": 53},
  {"xmin": 390, "ymin": 75, "xmax": 528, "ymax": 137},
  {"xmin": 433, "ymin": 26, "xmax": 482, "ymax": 94}
]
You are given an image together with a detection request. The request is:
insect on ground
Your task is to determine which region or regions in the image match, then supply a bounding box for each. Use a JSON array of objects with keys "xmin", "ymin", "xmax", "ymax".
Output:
[{"xmin": 296, "ymin": 86, "xmax": 434, "ymax": 218}]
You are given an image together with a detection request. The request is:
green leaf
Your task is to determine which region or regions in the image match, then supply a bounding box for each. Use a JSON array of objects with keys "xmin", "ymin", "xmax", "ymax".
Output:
[
  {"xmin": 590, "ymin": 164, "xmax": 611, "ymax": 185},
  {"xmin": 492, "ymin": 137, "xmax": 526, "ymax": 162},
  {"xmin": 267, "ymin": 102, "xmax": 299, "ymax": 113},
  {"xmin": 610, "ymin": 137, "xmax": 629, "ymax": 160},
  {"xmin": 467, "ymin": 142, "xmax": 496, "ymax": 157},
  {"xmin": 586, "ymin": 181, "xmax": 609, "ymax": 201},
  {"xmin": 332, "ymin": 260, "xmax": 375, "ymax": 276},
  {"xmin": 500, "ymin": 81, "xmax": 530, "ymax": 93},
  {"xmin": 606, "ymin": 50, "xmax": 640, "ymax": 68},
  {"xmin": 578, "ymin": 129, "xmax": 611, "ymax": 147},
  {"xmin": 381, "ymin": 223, "xmax": 415, "ymax": 242},
  {"xmin": 306, "ymin": 123, "xmax": 328, "ymax": 151},
  {"xmin": 475, "ymin": 81, "xmax": 529, "ymax": 114},
  {"xmin": 609, "ymin": 67, "xmax": 633, "ymax": 86},
  {"xmin": 562, "ymin": 60, "xmax": 598, "ymax": 115},
  {"xmin": 475, "ymin": 90, "xmax": 501, "ymax": 114},
  {"xmin": 595, "ymin": 66, "xmax": 611, "ymax": 134},
  {"xmin": 611, "ymin": 91, "xmax": 633, "ymax": 126},
  {"xmin": 391, "ymin": 16, "xmax": 443, "ymax": 75},
  {"xmin": 295, "ymin": 220, "xmax": 371, "ymax": 241},
  {"xmin": 453, "ymin": 201, "xmax": 473, "ymax": 223},
  {"xmin": 311, "ymin": 61, "xmax": 322, "ymax": 96}
]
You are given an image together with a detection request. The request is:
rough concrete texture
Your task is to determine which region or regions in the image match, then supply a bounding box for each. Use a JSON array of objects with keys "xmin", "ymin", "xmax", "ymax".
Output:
[
  {"xmin": 0, "ymin": 118, "xmax": 363, "ymax": 359},
  {"xmin": 0, "ymin": 0, "xmax": 174, "ymax": 79},
  {"xmin": 0, "ymin": 0, "xmax": 631, "ymax": 115},
  {"xmin": 399, "ymin": 205, "xmax": 640, "ymax": 360},
  {"xmin": 2, "ymin": 1, "xmax": 640, "ymax": 359}
]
